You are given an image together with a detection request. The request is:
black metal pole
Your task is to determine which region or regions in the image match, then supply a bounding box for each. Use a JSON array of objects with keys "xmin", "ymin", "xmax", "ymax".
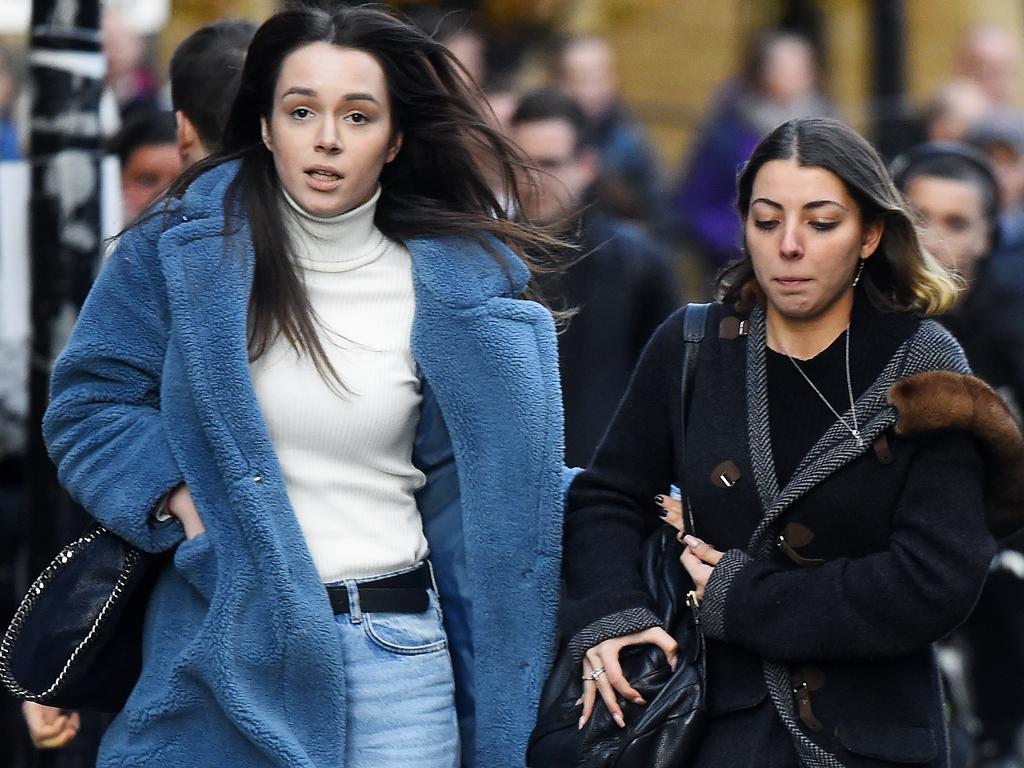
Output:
[
  {"xmin": 25, "ymin": 0, "xmax": 104, "ymax": 582},
  {"xmin": 870, "ymin": 0, "xmax": 913, "ymax": 160}
]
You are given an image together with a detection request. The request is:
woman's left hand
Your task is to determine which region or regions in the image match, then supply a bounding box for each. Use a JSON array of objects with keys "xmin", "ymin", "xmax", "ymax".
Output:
[
  {"xmin": 22, "ymin": 702, "xmax": 79, "ymax": 749},
  {"xmin": 680, "ymin": 535, "xmax": 723, "ymax": 601}
]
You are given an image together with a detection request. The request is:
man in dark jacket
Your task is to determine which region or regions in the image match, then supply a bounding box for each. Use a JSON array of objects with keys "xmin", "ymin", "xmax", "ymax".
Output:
[
  {"xmin": 895, "ymin": 142, "xmax": 1024, "ymax": 767},
  {"xmin": 550, "ymin": 37, "xmax": 664, "ymax": 225},
  {"xmin": 510, "ymin": 88, "xmax": 680, "ymax": 467}
]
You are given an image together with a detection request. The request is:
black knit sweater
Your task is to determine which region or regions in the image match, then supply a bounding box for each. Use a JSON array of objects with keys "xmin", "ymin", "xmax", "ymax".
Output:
[{"xmin": 767, "ymin": 297, "xmax": 891, "ymax": 486}]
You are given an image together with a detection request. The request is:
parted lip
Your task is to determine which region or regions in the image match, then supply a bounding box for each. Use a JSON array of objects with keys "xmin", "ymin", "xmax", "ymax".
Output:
[
  {"xmin": 305, "ymin": 165, "xmax": 343, "ymax": 177},
  {"xmin": 775, "ymin": 276, "xmax": 811, "ymax": 282}
]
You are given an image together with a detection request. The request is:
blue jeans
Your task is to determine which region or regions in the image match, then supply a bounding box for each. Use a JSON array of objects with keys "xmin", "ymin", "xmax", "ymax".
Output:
[{"xmin": 330, "ymin": 564, "xmax": 460, "ymax": 767}]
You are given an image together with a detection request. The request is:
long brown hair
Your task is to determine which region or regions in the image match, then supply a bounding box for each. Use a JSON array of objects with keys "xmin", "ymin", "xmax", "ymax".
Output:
[
  {"xmin": 163, "ymin": 4, "xmax": 564, "ymax": 384},
  {"xmin": 717, "ymin": 117, "xmax": 960, "ymax": 316}
]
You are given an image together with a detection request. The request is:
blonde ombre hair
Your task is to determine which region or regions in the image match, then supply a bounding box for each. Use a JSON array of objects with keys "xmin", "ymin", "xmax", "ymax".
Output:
[{"xmin": 716, "ymin": 117, "xmax": 962, "ymax": 317}]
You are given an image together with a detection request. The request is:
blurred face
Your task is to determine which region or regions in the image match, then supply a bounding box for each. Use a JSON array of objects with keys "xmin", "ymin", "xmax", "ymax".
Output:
[
  {"xmin": 745, "ymin": 159, "xmax": 882, "ymax": 328},
  {"xmin": 904, "ymin": 175, "xmax": 989, "ymax": 282},
  {"xmin": 985, "ymin": 143, "xmax": 1024, "ymax": 211},
  {"xmin": 261, "ymin": 43, "xmax": 402, "ymax": 218},
  {"xmin": 484, "ymin": 88, "xmax": 518, "ymax": 133},
  {"xmin": 102, "ymin": 10, "xmax": 143, "ymax": 83},
  {"xmin": 761, "ymin": 38, "xmax": 817, "ymax": 106},
  {"xmin": 559, "ymin": 40, "xmax": 617, "ymax": 121},
  {"xmin": 121, "ymin": 142, "xmax": 181, "ymax": 219},
  {"xmin": 512, "ymin": 118, "xmax": 596, "ymax": 226},
  {"xmin": 927, "ymin": 79, "xmax": 989, "ymax": 142},
  {"xmin": 446, "ymin": 31, "xmax": 485, "ymax": 86},
  {"xmin": 961, "ymin": 28, "xmax": 1021, "ymax": 104}
]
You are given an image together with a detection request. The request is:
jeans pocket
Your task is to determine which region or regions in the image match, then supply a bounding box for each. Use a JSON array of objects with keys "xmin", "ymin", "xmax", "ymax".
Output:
[
  {"xmin": 173, "ymin": 533, "xmax": 217, "ymax": 602},
  {"xmin": 363, "ymin": 591, "xmax": 448, "ymax": 655}
]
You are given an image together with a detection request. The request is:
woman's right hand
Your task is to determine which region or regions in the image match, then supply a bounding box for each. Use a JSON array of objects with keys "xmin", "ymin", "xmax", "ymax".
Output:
[
  {"xmin": 168, "ymin": 485, "xmax": 205, "ymax": 540},
  {"xmin": 579, "ymin": 627, "xmax": 678, "ymax": 730}
]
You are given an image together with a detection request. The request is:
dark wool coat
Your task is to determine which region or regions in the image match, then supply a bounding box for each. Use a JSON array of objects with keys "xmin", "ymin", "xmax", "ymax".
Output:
[
  {"xmin": 43, "ymin": 162, "xmax": 572, "ymax": 768},
  {"xmin": 562, "ymin": 300, "xmax": 1024, "ymax": 768},
  {"xmin": 538, "ymin": 209, "xmax": 679, "ymax": 467}
]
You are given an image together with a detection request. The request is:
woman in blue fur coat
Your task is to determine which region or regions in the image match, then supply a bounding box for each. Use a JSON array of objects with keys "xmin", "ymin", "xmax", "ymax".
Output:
[{"xmin": 42, "ymin": 6, "xmax": 571, "ymax": 767}]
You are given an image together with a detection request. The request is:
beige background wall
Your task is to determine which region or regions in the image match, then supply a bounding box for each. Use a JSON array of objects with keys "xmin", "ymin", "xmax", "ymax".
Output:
[
  {"xmin": 152, "ymin": 0, "xmax": 1024, "ymax": 171},
  {"xmin": 570, "ymin": 0, "xmax": 1024, "ymax": 169}
]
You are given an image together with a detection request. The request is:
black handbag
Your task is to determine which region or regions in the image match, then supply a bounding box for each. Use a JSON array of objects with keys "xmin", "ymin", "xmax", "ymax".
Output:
[
  {"xmin": 528, "ymin": 302, "xmax": 711, "ymax": 768},
  {"xmin": 0, "ymin": 523, "xmax": 165, "ymax": 712}
]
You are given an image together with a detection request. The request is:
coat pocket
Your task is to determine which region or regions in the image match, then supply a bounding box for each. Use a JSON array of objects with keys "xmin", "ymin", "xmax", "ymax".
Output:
[
  {"xmin": 173, "ymin": 533, "xmax": 217, "ymax": 602},
  {"xmin": 835, "ymin": 718, "xmax": 938, "ymax": 764}
]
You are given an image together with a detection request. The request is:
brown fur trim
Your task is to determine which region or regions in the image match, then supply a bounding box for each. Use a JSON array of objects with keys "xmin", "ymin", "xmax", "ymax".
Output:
[{"xmin": 888, "ymin": 371, "xmax": 1024, "ymax": 539}]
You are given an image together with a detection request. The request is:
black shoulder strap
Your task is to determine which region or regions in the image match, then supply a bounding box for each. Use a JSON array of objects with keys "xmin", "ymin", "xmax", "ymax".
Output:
[
  {"xmin": 680, "ymin": 303, "xmax": 710, "ymax": 535},
  {"xmin": 681, "ymin": 302, "xmax": 710, "ymax": 439}
]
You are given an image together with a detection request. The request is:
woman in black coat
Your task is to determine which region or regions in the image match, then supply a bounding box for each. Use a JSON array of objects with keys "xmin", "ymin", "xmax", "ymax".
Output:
[{"xmin": 560, "ymin": 117, "xmax": 1024, "ymax": 767}]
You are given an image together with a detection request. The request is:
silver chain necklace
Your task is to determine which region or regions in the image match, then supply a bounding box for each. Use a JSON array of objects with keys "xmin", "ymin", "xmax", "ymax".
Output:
[{"xmin": 779, "ymin": 325, "xmax": 864, "ymax": 448}]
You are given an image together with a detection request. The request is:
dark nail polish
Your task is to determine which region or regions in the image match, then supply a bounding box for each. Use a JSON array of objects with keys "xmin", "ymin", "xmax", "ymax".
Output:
[
  {"xmin": 654, "ymin": 495, "xmax": 664, "ymax": 504},
  {"xmin": 658, "ymin": 509, "xmax": 668, "ymax": 518}
]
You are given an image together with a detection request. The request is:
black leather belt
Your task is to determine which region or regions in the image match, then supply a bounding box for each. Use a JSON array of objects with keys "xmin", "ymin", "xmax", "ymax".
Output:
[{"xmin": 327, "ymin": 563, "xmax": 432, "ymax": 614}]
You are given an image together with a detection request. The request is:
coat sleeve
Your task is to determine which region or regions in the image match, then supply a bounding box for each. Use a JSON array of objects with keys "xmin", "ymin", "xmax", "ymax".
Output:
[
  {"xmin": 700, "ymin": 429, "xmax": 995, "ymax": 660},
  {"xmin": 42, "ymin": 214, "xmax": 185, "ymax": 553},
  {"xmin": 560, "ymin": 310, "xmax": 683, "ymax": 648}
]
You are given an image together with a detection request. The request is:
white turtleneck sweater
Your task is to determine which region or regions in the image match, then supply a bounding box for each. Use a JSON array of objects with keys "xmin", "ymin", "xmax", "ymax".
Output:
[{"xmin": 249, "ymin": 187, "xmax": 428, "ymax": 582}]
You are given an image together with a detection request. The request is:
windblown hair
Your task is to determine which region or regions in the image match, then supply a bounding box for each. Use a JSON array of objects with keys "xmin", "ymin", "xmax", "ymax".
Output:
[
  {"xmin": 716, "ymin": 117, "xmax": 961, "ymax": 316},
  {"xmin": 161, "ymin": 4, "xmax": 563, "ymax": 384}
]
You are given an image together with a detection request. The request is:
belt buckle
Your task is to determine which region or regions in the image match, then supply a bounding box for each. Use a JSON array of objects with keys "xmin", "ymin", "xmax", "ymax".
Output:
[{"xmin": 424, "ymin": 559, "xmax": 439, "ymax": 593}]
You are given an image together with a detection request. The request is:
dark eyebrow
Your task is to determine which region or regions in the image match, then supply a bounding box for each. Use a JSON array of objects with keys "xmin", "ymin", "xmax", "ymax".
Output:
[
  {"xmin": 751, "ymin": 197, "xmax": 848, "ymax": 212},
  {"xmin": 804, "ymin": 199, "xmax": 848, "ymax": 212},
  {"xmin": 281, "ymin": 87, "xmax": 316, "ymax": 98},
  {"xmin": 280, "ymin": 87, "xmax": 380, "ymax": 104}
]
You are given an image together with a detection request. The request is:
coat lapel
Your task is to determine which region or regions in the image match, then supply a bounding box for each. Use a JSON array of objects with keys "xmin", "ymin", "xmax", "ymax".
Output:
[
  {"xmin": 744, "ymin": 304, "xmax": 906, "ymax": 556},
  {"xmin": 406, "ymin": 235, "xmax": 565, "ymax": 755},
  {"xmin": 157, "ymin": 167, "xmax": 277, "ymax": 489},
  {"xmin": 407, "ymin": 234, "xmax": 562, "ymax": 562}
]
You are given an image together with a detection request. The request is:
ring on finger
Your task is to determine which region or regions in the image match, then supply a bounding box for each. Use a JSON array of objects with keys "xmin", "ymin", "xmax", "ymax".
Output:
[{"xmin": 586, "ymin": 666, "xmax": 606, "ymax": 681}]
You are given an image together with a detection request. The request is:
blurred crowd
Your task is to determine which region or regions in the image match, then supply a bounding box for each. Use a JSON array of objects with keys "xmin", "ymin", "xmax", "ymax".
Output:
[{"xmin": 2, "ymin": 6, "xmax": 1024, "ymax": 768}]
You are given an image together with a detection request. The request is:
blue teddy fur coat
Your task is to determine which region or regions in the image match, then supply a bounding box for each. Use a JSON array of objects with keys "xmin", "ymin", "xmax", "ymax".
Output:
[{"xmin": 43, "ymin": 163, "xmax": 570, "ymax": 767}]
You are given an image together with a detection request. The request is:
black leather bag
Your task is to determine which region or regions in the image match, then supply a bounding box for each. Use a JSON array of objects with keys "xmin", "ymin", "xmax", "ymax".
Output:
[
  {"xmin": 0, "ymin": 523, "xmax": 164, "ymax": 712},
  {"xmin": 528, "ymin": 529, "xmax": 707, "ymax": 768},
  {"xmin": 527, "ymin": 303, "xmax": 711, "ymax": 768}
]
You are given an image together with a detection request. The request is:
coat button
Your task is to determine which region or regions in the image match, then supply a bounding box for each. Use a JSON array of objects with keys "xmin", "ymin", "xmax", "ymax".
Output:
[
  {"xmin": 253, "ymin": 474, "xmax": 263, "ymax": 483},
  {"xmin": 710, "ymin": 460, "xmax": 742, "ymax": 488}
]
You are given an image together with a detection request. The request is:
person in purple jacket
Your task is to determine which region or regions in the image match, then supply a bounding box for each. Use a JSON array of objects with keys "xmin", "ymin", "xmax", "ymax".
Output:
[{"xmin": 670, "ymin": 30, "xmax": 834, "ymax": 278}]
